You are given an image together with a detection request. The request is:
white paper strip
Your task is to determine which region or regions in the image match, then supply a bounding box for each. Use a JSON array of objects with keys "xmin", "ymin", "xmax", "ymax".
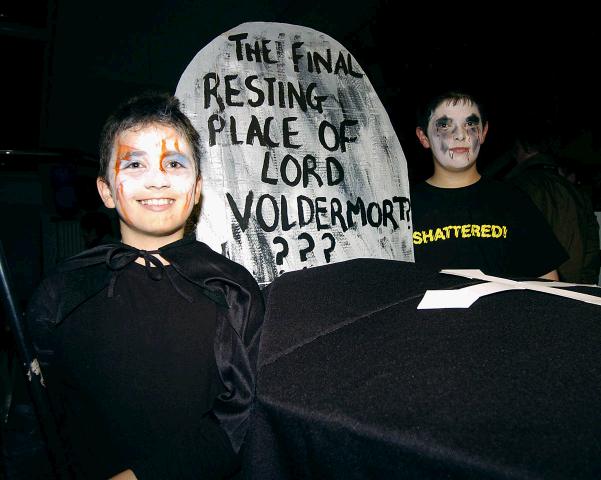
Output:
[{"xmin": 417, "ymin": 269, "xmax": 601, "ymax": 310}]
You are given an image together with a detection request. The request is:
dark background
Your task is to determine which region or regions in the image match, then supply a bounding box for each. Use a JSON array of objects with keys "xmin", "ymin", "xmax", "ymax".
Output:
[
  {"xmin": 1, "ymin": 0, "xmax": 600, "ymax": 302},
  {"xmin": 2, "ymin": 1, "xmax": 600, "ymax": 166},
  {"xmin": 1, "ymin": 3, "xmax": 600, "ymax": 475}
]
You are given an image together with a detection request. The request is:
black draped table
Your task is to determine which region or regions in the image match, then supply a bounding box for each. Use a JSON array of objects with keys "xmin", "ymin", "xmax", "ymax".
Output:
[{"xmin": 246, "ymin": 259, "xmax": 601, "ymax": 479}]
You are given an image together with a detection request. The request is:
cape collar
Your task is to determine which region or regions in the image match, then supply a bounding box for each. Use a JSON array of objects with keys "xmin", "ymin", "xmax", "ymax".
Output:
[{"xmin": 54, "ymin": 236, "xmax": 229, "ymax": 323}]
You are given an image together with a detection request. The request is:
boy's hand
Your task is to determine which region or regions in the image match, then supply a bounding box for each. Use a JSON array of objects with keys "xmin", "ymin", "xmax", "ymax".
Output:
[
  {"xmin": 109, "ymin": 469, "xmax": 137, "ymax": 480},
  {"xmin": 540, "ymin": 269, "xmax": 559, "ymax": 281}
]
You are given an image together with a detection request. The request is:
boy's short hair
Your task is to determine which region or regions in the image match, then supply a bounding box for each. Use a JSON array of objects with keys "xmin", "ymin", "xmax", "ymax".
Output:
[
  {"xmin": 98, "ymin": 92, "xmax": 201, "ymax": 180},
  {"xmin": 417, "ymin": 91, "xmax": 487, "ymax": 133}
]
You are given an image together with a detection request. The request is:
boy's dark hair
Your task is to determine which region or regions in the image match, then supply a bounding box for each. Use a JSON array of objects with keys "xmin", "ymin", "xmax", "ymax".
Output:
[
  {"xmin": 417, "ymin": 91, "xmax": 487, "ymax": 133},
  {"xmin": 98, "ymin": 92, "xmax": 201, "ymax": 180}
]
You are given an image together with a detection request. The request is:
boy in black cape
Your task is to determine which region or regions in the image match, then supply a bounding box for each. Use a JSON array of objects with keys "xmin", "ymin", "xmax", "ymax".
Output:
[{"xmin": 26, "ymin": 93, "xmax": 264, "ymax": 479}]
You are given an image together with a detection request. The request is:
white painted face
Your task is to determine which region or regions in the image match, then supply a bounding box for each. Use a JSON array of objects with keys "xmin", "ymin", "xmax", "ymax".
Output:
[
  {"xmin": 421, "ymin": 99, "xmax": 488, "ymax": 173},
  {"xmin": 97, "ymin": 124, "xmax": 201, "ymax": 248}
]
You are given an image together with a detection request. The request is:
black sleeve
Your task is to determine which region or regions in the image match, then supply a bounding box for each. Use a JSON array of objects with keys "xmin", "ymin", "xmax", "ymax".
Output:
[
  {"xmin": 26, "ymin": 277, "xmax": 59, "ymax": 370},
  {"xmin": 25, "ymin": 277, "xmax": 66, "ymax": 425},
  {"xmin": 508, "ymin": 188, "xmax": 569, "ymax": 277},
  {"xmin": 211, "ymin": 267, "xmax": 265, "ymax": 453},
  {"xmin": 24, "ymin": 277, "xmax": 76, "ymax": 478}
]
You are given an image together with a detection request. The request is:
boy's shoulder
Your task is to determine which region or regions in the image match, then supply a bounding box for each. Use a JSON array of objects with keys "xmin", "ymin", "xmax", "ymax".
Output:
[
  {"xmin": 30, "ymin": 237, "xmax": 262, "ymax": 324},
  {"xmin": 30, "ymin": 245, "xmax": 116, "ymax": 323},
  {"xmin": 162, "ymin": 238, "xmax": 260, "ymax": 293},
  {"xmin": 411, "ymin": 177, "xmax": 527, "ymax": 198}
]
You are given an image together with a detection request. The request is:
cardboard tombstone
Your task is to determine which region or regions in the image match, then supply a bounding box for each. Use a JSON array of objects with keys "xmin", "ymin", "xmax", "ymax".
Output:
[{"xmin": 176, "ymin": 22, "xmax": 412, "ymax": 285}]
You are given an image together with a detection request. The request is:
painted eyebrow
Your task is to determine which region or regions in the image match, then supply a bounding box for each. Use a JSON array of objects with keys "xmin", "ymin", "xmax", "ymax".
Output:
[
  {"xmin": 435, "ymin": 116, "xmax": 452, "ymax": 126},
  {"xmin": 162, "ymin": 152, "xmax": 191, "ymax": 163},
  {"xmin": 118, "ymin": 149, "xmax": 146, "ymax": 160}
]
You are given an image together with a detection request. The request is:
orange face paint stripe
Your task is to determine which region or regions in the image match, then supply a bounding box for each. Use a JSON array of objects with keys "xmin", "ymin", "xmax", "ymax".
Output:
[
  {"xmin": 117, "ymin": 183, "xmax": 131, "ymax": 224},
  {"xmin": 114, "ymin": 143, "xmax": 138, "ymax": 178},
  {"xmin": 183, "ymin": 190, "xmax": 193, "ymax": 213},
  {"xmin": 160, "ymin": 139, "xmax": 167, "ymax": 173}
]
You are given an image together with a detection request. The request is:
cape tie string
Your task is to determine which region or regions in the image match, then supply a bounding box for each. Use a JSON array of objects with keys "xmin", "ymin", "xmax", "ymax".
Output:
[{"xmin": 104, "ymin": 244, "xmax": 192, "ymax": 302}]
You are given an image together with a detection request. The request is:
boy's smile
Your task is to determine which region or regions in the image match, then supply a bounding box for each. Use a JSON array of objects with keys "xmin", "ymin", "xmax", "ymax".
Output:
[
  {"xmin": 138, "ymin": 198, "xmax": 176, "ymax": 210},
  {"xmin": 97, "ymin": 124, "xmax": 201, "ymax": 250}
]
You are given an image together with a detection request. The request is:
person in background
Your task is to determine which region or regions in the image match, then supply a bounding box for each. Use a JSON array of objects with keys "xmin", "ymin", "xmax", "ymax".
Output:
[
  {"xmin": 505, "ymin": 117, "xmax": 600, "ymax": 284},
  {"xmin": 411, "ymin": 90, "xmax": 567, "ymax": 279},
  {"xmin": 26, "ymin": 92, "xmax": 264, "ymax": 479}
]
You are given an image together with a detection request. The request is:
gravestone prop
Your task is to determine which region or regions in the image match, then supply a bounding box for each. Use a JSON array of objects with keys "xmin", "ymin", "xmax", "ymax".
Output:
[{"xmin": 176, "ymin": 22, "xmax": 412, "ymax": 284}]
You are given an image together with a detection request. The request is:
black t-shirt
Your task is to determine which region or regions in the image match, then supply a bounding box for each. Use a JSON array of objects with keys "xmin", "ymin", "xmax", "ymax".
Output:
[
  {"xmin": 410, "ymin": 178, "xmax": 568, "ymax": 277},
  {"xmin": 51, "ymin": 261, "xmax": 237, "ymax": 479}
]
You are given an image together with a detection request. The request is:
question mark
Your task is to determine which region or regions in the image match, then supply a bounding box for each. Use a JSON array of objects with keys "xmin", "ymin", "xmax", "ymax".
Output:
[
  {"xmin": 396, "ymin": 196, "xmax": 412, "ymax": 226},
  {"xmin": 321, "ymin": 233, "xmax": 336, "ymax": 263},
  {"xmin": 405, "ymin": 198, "xmax": 411, "ymax": 227},
  {"xmin": 297, "ymin": 232, "xmax": 315, "ymax": 262},
  {"xmin": 273, "ymin": 236, "xmax": 289, "ymax": 265}
]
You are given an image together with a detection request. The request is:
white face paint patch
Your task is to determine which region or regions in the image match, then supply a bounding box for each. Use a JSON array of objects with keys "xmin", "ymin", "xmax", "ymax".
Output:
[
  {"xmin": 104, "ymin": 124, "xmax": 201, "ymax": 247},
  {"xmin": 176, "ymin": 22, "xmax": 412, "ymax": 284},
  {"xmin": 427, "ymin": 100, "xmax": 486, "ymax": 173}
]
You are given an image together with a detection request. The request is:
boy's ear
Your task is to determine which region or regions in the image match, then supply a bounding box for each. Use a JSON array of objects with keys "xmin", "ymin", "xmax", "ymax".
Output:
[
  {"xmin": 194, "ymin": 177, "xmax": 202, "ymax": 205},
  {"xmin": 481, "ymin": 122, "xmax": 489, "ymax": 144},
  {"xmin": 97, "ymin": 177, "xmax": 116, "ymax": 209},
  {"xmin": 416, "ymin": 127, "xmax": 430, "ymax": 149}
]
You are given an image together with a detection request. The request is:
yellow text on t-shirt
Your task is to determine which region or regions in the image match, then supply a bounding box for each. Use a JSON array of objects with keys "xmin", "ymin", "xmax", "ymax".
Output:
[{"xmin": 413, "ymin": 224, "xmax": 508, "ymax": 245}]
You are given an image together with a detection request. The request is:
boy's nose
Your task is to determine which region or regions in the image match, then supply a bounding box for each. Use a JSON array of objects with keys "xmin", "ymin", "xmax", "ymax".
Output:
[
  {"xmin": 144, "ymin": 165, "xmax": 171, "ymax": 189},
  {"xmin": 454, "ymin": 127, "xmax": 467, "ymax": 141}
]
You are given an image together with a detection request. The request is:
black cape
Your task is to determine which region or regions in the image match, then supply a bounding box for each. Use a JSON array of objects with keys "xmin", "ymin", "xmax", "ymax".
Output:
[{"xmin": 27, "ymin": 235, "xmax": 264, "ymax": 454}]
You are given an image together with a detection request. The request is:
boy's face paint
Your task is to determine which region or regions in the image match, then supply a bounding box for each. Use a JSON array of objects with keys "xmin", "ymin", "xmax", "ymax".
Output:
[
  {"xmin": 425, "ymin": 100, "xmax": 488, "ymax": 172},
  {"xmin": 97, "ymin": 124, "xmax": 201, "ymax": 248}
]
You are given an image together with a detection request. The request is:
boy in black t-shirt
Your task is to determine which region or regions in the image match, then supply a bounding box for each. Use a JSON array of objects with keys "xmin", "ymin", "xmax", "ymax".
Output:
[
  {"xmin": 411, "ymin": 91, "xmax": 566, "ymax": 278},
  {"xmin": 27, "ymin": 93, "xmax": 264, "ymax": 479}
]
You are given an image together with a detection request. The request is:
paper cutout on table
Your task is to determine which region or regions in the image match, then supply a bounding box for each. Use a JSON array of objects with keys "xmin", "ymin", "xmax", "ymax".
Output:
[{"xmin": 417, "ymin": 269, "xmax": 601, "ymax": 309}]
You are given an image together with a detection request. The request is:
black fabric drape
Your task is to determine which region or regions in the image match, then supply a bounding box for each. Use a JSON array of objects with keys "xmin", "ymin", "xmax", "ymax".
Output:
[{"xmin": 247, "ymin": 259, "xmax": 601, "ymax": 479}]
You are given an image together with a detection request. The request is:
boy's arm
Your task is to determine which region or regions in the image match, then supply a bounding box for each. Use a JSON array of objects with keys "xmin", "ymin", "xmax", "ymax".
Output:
[
  {"xmin": 505, "ymin": 185, "xmax": 568, "ymax": 278},
  {"xmin": 212, "ymin": 267, "xmax": 266, "ymax": 452},
  {"xmin": 25, "ymin": 276, "xmax": 75, "ymax": 476},
  {"xmin": 26, "ymin": 277, "xmax": 59, "ymax": 368}
]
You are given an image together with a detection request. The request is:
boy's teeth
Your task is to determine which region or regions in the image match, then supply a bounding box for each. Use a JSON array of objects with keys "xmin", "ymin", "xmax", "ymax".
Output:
[{"xmin": 140, "ymin": 199, "xmax": 174, "ymax": 206}]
